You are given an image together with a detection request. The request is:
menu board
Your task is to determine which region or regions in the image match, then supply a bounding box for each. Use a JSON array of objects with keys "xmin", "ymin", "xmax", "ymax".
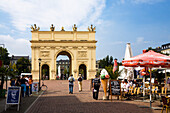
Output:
[{"xmin": 110, "ymin": 80, "xmax": 121, "ymax": 96}]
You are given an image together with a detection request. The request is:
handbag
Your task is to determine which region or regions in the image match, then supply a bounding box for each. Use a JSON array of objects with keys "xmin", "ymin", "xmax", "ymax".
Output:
[{"xmin": 93, "ymin": 89, "xmax": 97, "ymax": 92}]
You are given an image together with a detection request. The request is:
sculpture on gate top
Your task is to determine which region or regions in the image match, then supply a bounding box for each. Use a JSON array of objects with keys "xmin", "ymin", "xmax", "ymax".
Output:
[
  {"xmin": 50, "ymin": 24, "xmax": 55, "ymax": 31},
  {"xmin": 31, "ymin": 24, "xmax": 40, "ymax": 31},
  {"xmin": 72, "ymin": 24, "xmax": 77, "ymax": 31},
  {"xmin": 30, "ymin": 24, "xmax": 96, "ymax": 32},
  {"xmin": 61, "ymin": 26, "xmax": 65, "ymax": 31},
  {"xmin": 88, "ymin": 24, "xmax": 96, "ymax": 31}
]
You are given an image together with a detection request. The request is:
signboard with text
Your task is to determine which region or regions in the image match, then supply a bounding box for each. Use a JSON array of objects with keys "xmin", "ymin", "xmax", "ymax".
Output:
[
  {"xmin": 109, "ymin": 80, "xmax": 122, "ymax": 101},
  {"xmin": 6, "ymin": 87, "xmax": 21, "ymax": 104},
  {"xmin": 5, "ymin": 86, "xmax": 21, "ymax": 111}
]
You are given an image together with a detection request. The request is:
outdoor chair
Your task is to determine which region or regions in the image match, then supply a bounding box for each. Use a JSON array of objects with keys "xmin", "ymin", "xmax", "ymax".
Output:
[
  {"xmin": 136, "ymin": 87, "xmax": 142, "ymax": 97},
  {"xmin": 161, "ymin": 96, "xmax": 170, "ymax": 113}
]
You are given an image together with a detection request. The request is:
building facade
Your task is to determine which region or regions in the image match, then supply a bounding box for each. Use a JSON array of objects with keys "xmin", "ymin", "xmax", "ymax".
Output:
[
  {"xmin": 10, "ymin": 55, "xmax": 29, "ymax": 65},
  {"xmin": 161, "ymin": 43, "xmax": 170, "ymax": 55}
]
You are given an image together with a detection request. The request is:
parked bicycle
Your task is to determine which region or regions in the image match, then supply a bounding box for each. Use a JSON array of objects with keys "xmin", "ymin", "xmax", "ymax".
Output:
[{"xmin": 40, "ymin": 80, "xmax": 48, "ymax": 91}]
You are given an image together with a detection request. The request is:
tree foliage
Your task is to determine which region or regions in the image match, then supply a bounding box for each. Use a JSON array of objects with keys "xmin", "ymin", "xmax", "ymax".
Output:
[
  {"xmin": 99, "ymin": 55, "xmax": 113, "ymax": 68},
  {"xmin": 98, "ymin": 55, "xmax": 122, "ymax": 80},
  {"xmin": 0, "ymin": 47, "xmax": 10, "ymax": 65},
  {"xmin": 0, "ymin": 47, "xmax": 10, "ymax": 90},
  {"xmin": 16, "ymin": 57, "xmax": 31, "ymax": 75}
]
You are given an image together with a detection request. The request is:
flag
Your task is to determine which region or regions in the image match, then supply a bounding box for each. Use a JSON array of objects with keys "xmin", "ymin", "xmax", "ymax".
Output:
[{"xmin": 113, "ymin": 59, "xmax": 118, "ymax": 74}]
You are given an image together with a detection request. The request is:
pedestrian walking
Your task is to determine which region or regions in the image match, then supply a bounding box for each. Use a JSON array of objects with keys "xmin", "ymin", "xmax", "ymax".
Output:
[
  {"xmin": 20, "ymin": 76, "xmax": 27, "ymax": 97},
  {"xmin": 68, "ymin": 74, "xmax": 75, "ymax": 94},
  {"xmin": 93, "ymin": 75, "xmax": 101, "ymax": 100},
  {"xmin": 25, "ymin": 79, "xmax": 29, "ymax": 97},
  {"xmin": 78, "ymin": 74, "xmax": 83, "ymax": 92},
  {"xmin": 29, "ymin": 77, "xmax": 33, "ymax": 95}
]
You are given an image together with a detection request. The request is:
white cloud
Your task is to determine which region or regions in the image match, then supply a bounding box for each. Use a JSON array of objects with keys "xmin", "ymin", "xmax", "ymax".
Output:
[
  {"xmin": 0, "ymin": 35, "xmax": 31, "ymax": 56},
  {"xmin": 136, "ymin": 37, "xmax": 150, "ymax": 44},
  {"xmin": 0, "ymin": 0, "xmax": 106, "ymax": 31}
]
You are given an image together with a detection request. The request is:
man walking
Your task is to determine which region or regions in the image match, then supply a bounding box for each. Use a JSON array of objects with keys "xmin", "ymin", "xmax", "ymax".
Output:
[
  {"xmin": 78, "ymin": 74, "xmax": 83, "ymax": 92},
  {"xmin": 93, "ymin": 75, "xmax": 101, "ymax": 100},
  {"xmin": 68, "ymin": 74, "xmax": 75, "ymax": 94}
]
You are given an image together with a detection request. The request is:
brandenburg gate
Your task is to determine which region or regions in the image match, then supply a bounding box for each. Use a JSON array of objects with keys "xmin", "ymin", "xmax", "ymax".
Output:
[{"xmin": 30, "ymin": 24, "xmax": 97, "ymax": 80}]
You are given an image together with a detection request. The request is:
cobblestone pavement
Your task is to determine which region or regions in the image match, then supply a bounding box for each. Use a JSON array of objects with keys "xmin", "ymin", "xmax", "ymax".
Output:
[{"xmin": 24, "ymin": 80, "xmax": 162, "ymax": 113}]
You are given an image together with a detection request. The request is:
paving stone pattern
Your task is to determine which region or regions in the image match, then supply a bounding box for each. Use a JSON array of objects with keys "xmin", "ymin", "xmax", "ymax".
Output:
[{"xmin": 25, "ymin": 80, "xmax": 159, "ymax": 113}]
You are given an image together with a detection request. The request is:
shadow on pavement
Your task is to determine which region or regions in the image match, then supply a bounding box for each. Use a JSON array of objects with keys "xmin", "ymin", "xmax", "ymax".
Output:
[{"xmin": 26, "ymin": 95, "xmax": 153, "ymax": 113}]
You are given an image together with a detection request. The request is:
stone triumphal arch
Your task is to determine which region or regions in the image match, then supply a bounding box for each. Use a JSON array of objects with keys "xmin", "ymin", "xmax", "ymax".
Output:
[{"xmin": 30, "ymin": 24, "xmax": 97, "ymax": 80}]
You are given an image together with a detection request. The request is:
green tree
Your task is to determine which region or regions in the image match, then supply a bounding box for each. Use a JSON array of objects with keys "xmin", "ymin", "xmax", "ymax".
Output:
[
  {"xmin": 0, "ymin": 47, "xmax": 10, "ymax": 65},
  {"xmin": 16, "ymin": 57, "xmax": 31, "ymax": 75},
  {"xmin": 0, "ymin": 47, "xmax": 10, "ymax": 90},
  {"xmin": 64, "ymin": 68, "xmax": 67, "ymax": 75},
  {"xmin": 105, "ymin": 64, "xmax": 122, "ymax": 80},
  {"xmin": 12, "ymin": 63, "xmax": 17, "ymax": 74},
  {"xmin": 99, "ymin": 55, "xmax": 113, "ymax": 68},
  {"xmin": 0, "ymin": 66, "xmax": 5, "ymax": 89}
]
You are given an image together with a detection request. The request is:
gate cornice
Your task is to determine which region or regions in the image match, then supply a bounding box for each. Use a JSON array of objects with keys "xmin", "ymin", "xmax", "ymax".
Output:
[{"xmin": 30, "ymin": 40, "xmax": 97, "ymax": 43}]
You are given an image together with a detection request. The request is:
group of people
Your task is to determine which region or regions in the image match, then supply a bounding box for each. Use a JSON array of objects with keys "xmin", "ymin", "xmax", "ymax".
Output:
[
  {"xmin": 68, "ymin": 74, "xmax": 83, "ymax": 94},
  {"xmin": 68, "ymin": 74, "xmax": 101, "ymax": 100},
  {"xmin": 10, "ymin": 76, "xmax": 33, "ymax": 97},
  {"xmin": 121, "ymin": 79, "xmax": 139, "ymax": 92}
]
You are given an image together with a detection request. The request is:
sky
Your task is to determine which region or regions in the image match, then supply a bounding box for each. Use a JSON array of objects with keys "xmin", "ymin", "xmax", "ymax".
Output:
[{"xmin": 0, "ymin": 0, "xmax": 170, "ymax": 61}]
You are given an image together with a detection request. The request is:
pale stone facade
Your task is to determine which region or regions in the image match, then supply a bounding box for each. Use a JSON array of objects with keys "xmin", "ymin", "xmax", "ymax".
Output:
[{"xmin": 30, "ymin": 25, "xmax": 97, "ymax": 80}]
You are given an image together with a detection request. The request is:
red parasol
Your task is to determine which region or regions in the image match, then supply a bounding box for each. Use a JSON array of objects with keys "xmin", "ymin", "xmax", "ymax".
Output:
[
  {"xmin": 122, "ymin": 50, "xmax": 170, "ymax": 108},
  {"xmin": 122, "ymin": 50, "xmax": 170, "ymax": 68}
]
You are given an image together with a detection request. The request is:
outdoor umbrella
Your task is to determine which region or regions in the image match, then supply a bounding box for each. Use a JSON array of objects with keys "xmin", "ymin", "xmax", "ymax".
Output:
[{"xmin": 122, "ymin": 50, "xmax": 170, "ymax": 108}]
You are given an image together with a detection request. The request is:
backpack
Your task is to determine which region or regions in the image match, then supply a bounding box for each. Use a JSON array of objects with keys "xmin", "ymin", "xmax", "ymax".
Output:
[
  {"xmin": 69, "ymin": 77, "xmax": 73, "ymax": 82},
  {"xmin": 78, "ymin": 77, "xmax": 82, "ymax": 81},
  {"xmin": 94, "ymin": 78, "xmax": 100, "ymax": 86}
]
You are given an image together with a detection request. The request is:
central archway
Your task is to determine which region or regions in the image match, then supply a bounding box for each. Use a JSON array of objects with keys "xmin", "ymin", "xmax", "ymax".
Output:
[{"xmin": 56, "ymin": 51, "xmax": 72, "ymax": 80}]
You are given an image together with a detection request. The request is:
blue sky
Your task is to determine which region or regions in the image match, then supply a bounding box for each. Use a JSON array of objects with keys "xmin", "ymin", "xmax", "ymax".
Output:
[{"xmin": 0, "ymin": 0, "xmax": 169, "ymax": 61}]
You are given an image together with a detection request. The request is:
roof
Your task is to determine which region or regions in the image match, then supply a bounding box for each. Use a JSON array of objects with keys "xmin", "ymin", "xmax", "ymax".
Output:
[{"xmin": 10, "ymin": 55, "xmax": 29, "ymax": 60}]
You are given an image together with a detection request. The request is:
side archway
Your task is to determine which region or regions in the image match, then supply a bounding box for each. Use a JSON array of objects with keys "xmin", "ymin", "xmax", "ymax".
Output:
[
  {"xmin": 79, "ymin": 64, "xmax": 87, "ymax": 80},
  {"xmin": 41, "ymin": 64, "xmax": 50, "ymax": 80}
]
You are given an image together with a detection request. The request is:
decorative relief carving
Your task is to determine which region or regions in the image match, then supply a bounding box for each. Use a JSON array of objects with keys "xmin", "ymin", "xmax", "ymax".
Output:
[
  {"xmin": 88, "ymin": 46, "xmax": 96, "ymax": 49},
  {"xmin": 40, "ymin": 51, "xmax": 50, "ymax": 57},
  {"xmin": 73, "ymin": 46, "xmax": 78, "ymax": 49},
  {"xmin": 78, "ymin": 51, "xmax": 87, "ymax": 57}
]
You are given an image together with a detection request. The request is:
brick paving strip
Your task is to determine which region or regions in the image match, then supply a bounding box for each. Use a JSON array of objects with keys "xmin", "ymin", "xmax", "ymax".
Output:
[{"xmin": 0, "ymin": 80, "xmax": 164, "ymax": 113}]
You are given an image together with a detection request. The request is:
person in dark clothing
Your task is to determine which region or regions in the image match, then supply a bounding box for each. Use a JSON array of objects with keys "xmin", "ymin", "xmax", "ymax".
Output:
[
  {"xmin": 10, "ymin": 78, "xmax": 16, "ymax": 86},
  {"xmin": 15, "ymin": 77, "xmax": 21, "ymax": 86},
  {"xmin": 93, "ymin": 75, "xmax": 101, "ymax": 100},
  {"xmin": 20, "ymin": 76, "xmax": 26, "ymax": 97}
]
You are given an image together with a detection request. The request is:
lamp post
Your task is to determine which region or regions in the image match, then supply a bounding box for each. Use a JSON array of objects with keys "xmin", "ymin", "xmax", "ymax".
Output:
[{"xmin": 38, "ymin": 58, "xmax": 41, "ymax": 91}]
